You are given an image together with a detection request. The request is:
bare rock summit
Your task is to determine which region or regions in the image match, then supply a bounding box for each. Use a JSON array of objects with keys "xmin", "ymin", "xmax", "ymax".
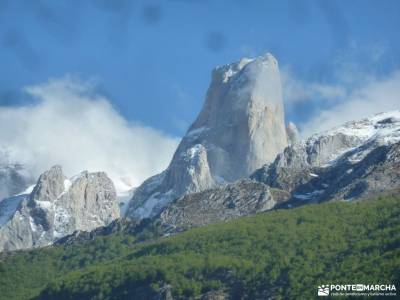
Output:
[
  {"xmin": 126, "ymin": 53, "xmax": 288, "ymax": 219},
  {"xmin": 0, "ymin": 166, "xmax": 119, "ymax": 252}
]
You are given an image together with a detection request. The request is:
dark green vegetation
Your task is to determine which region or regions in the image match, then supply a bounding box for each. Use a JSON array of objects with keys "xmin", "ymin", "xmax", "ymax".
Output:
[{"xmin": 0, "ymin": 195, "xmax": 399, "ymax": 300}]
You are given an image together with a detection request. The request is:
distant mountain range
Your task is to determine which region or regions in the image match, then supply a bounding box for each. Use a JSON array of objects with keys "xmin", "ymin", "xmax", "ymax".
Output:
[{"xmin": 0, "ymin": 53, "xmax": 399, "ymax": 252}]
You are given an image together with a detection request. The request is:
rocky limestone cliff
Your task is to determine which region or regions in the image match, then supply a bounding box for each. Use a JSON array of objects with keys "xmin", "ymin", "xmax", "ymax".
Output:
[
  {"xmin": 187, "ymin": 53, "xmax": 288, "ymax": 178},
  {"xmin": 0, "ymin": 166, "xmax": 119, "ymax": 252},
  {"xmin": 56, "ymin": 181, "xmax": 290, "ymax": 246},
  {"xmin": 127, "ymin": 53, "xmax": 288, "ymax": 219}
]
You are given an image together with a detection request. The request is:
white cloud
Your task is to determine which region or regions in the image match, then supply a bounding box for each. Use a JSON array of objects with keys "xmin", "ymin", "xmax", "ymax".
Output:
[
  {"xmin": 298, "ymin": 70, "xmax": 400, "ymax": 137},
  {"xmin": 281, "ymin": 43, "xmax": 398, "ymax": 137},
  {"xmin": 0, "ymin": 77, "xmax": 179, "ymax": 193},
  {"xmin": 281, "ymin": 67, "xmax": 346, "ymax": 105}
]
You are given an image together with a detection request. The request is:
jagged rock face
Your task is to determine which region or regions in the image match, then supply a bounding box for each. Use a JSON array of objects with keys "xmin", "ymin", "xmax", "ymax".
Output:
[
  {"xmin": 289, "ymin": 141, "xmax": 400, "ymax": 204},
  {"xmin": 127, "ymin": 53, "xmax": 288, "ymax": 219},
  {"xmin": 0, "ymin": 166, "xmax": 119, "ymax": 252},
  {"xmin": 251, "ymin": 135, "xmax": 362, "ymax": 192},
  {"xmin": 253, "ymin": 111, "xmax": 400, "ymax": 204},
  {"xmin": 158, "ymin": 180, "xmax": 289, "ymax": 232}
]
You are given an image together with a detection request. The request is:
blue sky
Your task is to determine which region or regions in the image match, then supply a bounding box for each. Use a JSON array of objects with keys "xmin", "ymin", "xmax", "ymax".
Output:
[{"xmin": 1, "ymin": 0, "xmax": 400, "ymax": 137}]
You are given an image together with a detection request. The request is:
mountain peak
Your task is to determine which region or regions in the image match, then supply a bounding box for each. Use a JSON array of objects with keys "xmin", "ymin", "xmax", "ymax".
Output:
[
  {"xmin": 214, "ymin": 52, "xmax": 278, "ymax": 84},
  {"xmin": 126, "ymin": 53, "xmax": 288, "ymax": 219}
]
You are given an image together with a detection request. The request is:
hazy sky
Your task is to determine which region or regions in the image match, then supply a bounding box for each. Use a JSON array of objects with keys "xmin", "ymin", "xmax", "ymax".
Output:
[
  {"xmin": 1, "ymin": 0, "xmax": 400, "ymax": 187},
  {"xmin": 1, "ymin": 0, "xmax": 400, "ymax": 134}
]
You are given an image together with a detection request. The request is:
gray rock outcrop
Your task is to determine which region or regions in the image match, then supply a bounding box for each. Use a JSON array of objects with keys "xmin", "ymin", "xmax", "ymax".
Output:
[
  {"xmin": 158, "ymin": 180, "xmax": 289, "ymax": 232},
  {"xmin": 0, "ymin": 166, "xmax": 119, "ymax": 252},
  {"xmin": 127, "ymin": 53, "xmax": 288, "ymax": 219},
  {"xmin": 288, "ymin": 141, "xmax": 400, "ymax": 204}
]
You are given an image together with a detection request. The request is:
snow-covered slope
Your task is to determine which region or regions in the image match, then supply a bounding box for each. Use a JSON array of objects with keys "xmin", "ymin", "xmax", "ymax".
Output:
[
  {"xmin": 252, "ymin": 110, "xmax": 400, "ymax": 203},
  {"xmin": 308, "ymin": 110, "xmax": 400, "ymax": 163},
  {"xmin": 311, "ymin": 111, "xmax": 399, "ymax": 139}
]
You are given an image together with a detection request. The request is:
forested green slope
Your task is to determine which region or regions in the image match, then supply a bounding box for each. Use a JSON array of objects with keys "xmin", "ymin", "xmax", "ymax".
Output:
[{"xmin": 0, "ymin": 195, "xmax": 399, "ymax": 299}]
